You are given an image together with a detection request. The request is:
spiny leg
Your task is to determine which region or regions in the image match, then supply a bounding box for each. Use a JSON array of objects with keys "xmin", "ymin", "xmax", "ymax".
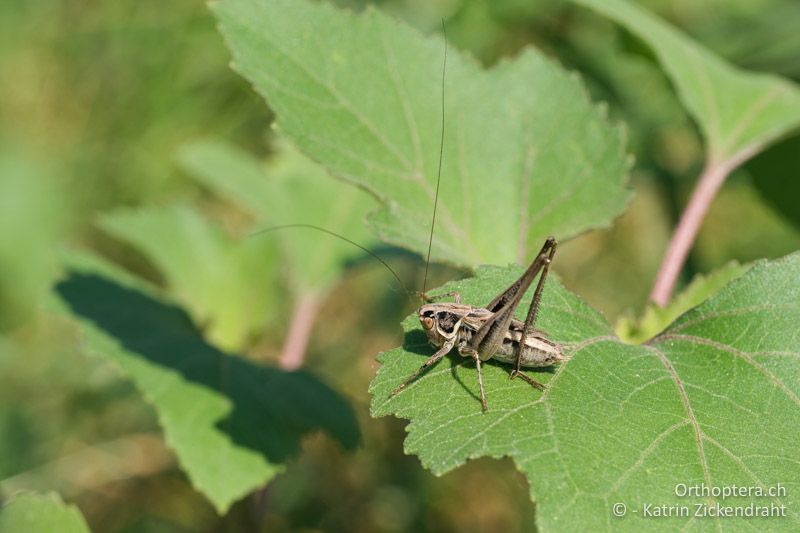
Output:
[
  {"xmin": 458, "ymin": 345, "xmax": 489, "ymax": 412},
  {"xmin": 390, "ymin": 339, "xmax": 454, "ymax": 398},
  {"xmin": 472, "ymin": 350, "xmax": 489, "ymax": 412},
  {"xmin": 473, "ymin": 237, "xmax": 556, "ymax": 371},
  {"xmin": 512, "ymin": 239, "xmax": 557, "ymax": 381},
  {"xmin": 511, "ymin": 370, "xmax": 545, "ymax": 391}
]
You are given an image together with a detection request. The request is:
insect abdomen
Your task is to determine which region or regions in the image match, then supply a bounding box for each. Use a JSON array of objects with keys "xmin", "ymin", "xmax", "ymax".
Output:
[
  {"xmin": 492, "ymin": 334, "xmax": 565, "ymax": 367},
  {"xmin": 455, "ymin": 326, "xmax": 565, "ymax": 367}
]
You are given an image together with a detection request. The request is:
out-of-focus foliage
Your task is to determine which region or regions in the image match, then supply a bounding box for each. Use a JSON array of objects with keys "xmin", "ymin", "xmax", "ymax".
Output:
[
  {"xmin": 99, "ymin": 203, "xmax": 281, "ymax": 352},
  {"xmin": 696, "ymin": 181, "xmax": 800, "ymax": 270},
  {"xmin": 576, "ymin": 0, "xmax": 800, "ymax": 165},
  {"xmin": 746, "ymin": 135, "xmax": 800, "ymax": 230},
  {"xmin": 53, "ymin": 252, "xmax": 360, "ymax": 513},
  {"xmin": 0, "ymin": 146, "xmax": 72, "ymax": 331},
  {"xmin": 0, "ymin": 0, "xmax": 269, "ymax": 210},
  {"xmin": 616, "ymin": 260, "xmax": 749, "ymax": 344},
  {"xmin": 178, "ymin": 141, "xmax": 379, "ymax": 297},
  {"xmin": 0, "ymin": 492, "xmax": 90, "ymax": 533},
  {"xmin": 1, "ymin": 0, "xmax": 799, "ymax": 530}
]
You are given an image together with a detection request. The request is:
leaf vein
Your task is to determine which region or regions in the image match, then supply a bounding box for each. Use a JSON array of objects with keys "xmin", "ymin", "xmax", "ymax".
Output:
[{"xmin": 655, "ymin": 333, "xmax": 800, "ymax": 407}]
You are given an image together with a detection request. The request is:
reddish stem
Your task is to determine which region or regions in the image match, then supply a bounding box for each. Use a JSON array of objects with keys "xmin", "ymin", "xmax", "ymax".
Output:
[
  {"xmin": 278, "ymin": 293, "xmax": 322, "ymax": 370},
  {"xmin": 649, "ymin": 147, "xmax": 758, "ymax": 306}
]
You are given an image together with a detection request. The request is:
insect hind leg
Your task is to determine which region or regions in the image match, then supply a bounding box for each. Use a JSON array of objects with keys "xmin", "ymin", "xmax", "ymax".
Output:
[
  {"xmin": 514, "ymin": 238, "xmax": 557, "ymax": 375},
  {"xmin": 509, "ymin": 369, "xmax": 546, "ymax": 391}
]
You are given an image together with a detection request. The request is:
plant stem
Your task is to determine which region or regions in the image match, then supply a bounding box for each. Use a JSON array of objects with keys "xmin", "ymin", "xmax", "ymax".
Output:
[
  {"xmin": 649, "ymin": 147, "xmax": 758, "ymax": 306},
  {"xmin": 279, "ymin": 293, "xmax": 322, "ymax": 370},
  {"xmin": 650, "ymin": 161, "xmax": 729, "ymax": 306}
]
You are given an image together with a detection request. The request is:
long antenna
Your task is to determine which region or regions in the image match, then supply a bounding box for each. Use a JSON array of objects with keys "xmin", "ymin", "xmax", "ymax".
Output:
[
  {"xmin": 248, "ymin": 223, "xmax": 414, "ymax": 304},
  {"xmin": 421, "ymin": 20, "xmax": 447, "ymax": 300}
]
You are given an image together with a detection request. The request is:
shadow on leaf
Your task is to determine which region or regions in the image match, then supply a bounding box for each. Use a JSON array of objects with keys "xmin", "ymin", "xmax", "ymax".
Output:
[
  {"xmin": 401, "ymin": 328, "xmax": 430, "ymax": 356},
  {"xmin": 56, "ymin": 272, "xmax": 360, "ymax": 463},
  {"xmin": 400, "ymin": 324, "xmax": 557, "ymax": 403},
  {"xmin": 402, "ymin": 328, "xmax": 478, "ymax": 399}
]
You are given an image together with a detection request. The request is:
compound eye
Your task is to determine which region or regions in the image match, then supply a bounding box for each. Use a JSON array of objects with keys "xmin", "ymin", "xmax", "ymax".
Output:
[{"xmin": 421, "ymin": 316, "xmax": 435, "ymax": 330}]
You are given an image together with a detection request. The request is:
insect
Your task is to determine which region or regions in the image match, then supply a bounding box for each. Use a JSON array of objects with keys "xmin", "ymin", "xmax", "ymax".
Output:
[{"xmin": 389, "ymin": 237, "xmax": 567, "ymax": 412}]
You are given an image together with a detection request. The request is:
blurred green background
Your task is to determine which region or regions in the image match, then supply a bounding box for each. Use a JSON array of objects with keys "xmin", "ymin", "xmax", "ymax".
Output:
[{"xmin": 1, "ymin": 0, "xmax": 798, "ymax": 531}]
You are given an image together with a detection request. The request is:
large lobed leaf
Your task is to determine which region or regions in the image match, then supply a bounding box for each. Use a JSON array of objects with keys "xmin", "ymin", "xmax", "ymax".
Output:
[
  {"xmin": 574, "ymin": 0, "xmax": 800, "ymax": 165},
  {"xmin": 371, "ymin": 253, "xmax": 799, "ymax": 531},
  {"xmin": 213, "ymin": 0, "xmax": 631, "ymax": 267},
  {"xmin": 52, "ymin": 254, "xmax": 359, "ymax": 514}
]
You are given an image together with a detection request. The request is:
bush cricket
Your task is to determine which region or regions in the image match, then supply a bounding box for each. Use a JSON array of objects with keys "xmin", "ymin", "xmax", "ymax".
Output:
[{"xmin": 392, "ymin": 237, "xmax": 567, "ymax": 412}]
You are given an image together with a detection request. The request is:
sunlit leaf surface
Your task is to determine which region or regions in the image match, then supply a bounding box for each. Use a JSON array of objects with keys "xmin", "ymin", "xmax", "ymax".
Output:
[{"xmin": 213, "ymin": 0, "xmax": 630, "ymax": 267}]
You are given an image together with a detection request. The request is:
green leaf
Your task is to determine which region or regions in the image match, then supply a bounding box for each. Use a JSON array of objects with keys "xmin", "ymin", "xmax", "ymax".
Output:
[
  {"xmin": 574, "ymin": 0, "xmax": 800, "ymax": 165},
  {"xmin": 53, "ymin": 254, "xmax": 359, "ymax": 514},
  {"xmin": 0, "ymin": 492, "xmax": 89, "ymax": 533},
  {"xmin": 0, "ymin": 148, "xmax": 72, "ymax": 331},
  {"xmin": 616, "ymin": 260, "xmax": 750, "ymax": 344},
  {"xmin": 99, "ymin": 203, "xmax": 280, "ymax": 351},
  {"xmin": 371, "ymin": 253, "xmax": 799, "ymax": 531},
  {"xmin": 213, "ymin": 0, "xmax": 630, "ymax": 267},
  {"xmin": 178, "ymin": 140, "xmax": 378, "ymax": 294}
]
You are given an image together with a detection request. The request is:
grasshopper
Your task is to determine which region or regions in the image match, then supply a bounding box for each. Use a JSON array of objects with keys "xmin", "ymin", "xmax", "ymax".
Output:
[{"xmin": 389, "ymin": 237, "xmax": 567, "ymax": 412}]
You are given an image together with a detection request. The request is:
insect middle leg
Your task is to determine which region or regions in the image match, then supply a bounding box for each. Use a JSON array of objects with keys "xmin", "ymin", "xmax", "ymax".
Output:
[{"xmin": 458, "ymin": 345, "xmax": 488, "ymax": 412}]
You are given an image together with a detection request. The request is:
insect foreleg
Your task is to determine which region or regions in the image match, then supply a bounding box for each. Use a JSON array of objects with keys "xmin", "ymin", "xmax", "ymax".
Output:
[{"xmin": 390, "ymin": 338, "xmax": 455, "ymax": 398}]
